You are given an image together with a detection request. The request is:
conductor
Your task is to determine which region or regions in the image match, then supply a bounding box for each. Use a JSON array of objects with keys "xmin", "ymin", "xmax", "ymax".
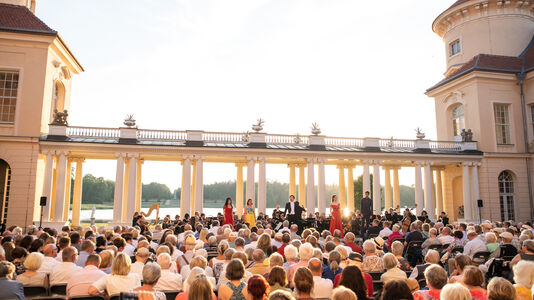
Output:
[
  {"xmin": 360, "ymin": 191, "xmax": 373, "ymax": 233},
  {"xmin": 284, "ymin": 195, "xmax": 305, "ymax": 226}
]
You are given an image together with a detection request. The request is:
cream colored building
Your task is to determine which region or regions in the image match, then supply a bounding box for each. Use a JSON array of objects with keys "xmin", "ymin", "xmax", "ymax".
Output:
[{"xmin": 1, "ymin": 0, "xmax": 530, "ymax": 229}]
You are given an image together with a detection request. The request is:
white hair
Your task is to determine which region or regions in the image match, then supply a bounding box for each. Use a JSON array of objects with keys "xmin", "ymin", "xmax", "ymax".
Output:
[
  {"xmin": 440, "ymin": 282, "xmax": 471, "ymax": 300},
  {"xmin": 383, "ymin": 253, "xmax": 398, "ymax": 270},
  {"xmin": 299, "ymin": 243, "xmax": 314, "ymax": 261},
  {"xmin": 156, "ymin": 253, "xmax": 172, "ymax": 270},
  {"xmin": 0, "ymin": 246, "xmax": 5, "ymax": 259},
  {"xmin": 185, "ymin": 267, "xmax": 205, "ymax": 291},
  {"xmin": 363, "ymin": 240, "xmax": 376, "ymax": 254},
  {"xmin": 513, "ymin": 260, "xmax": 534, "ymax": 288},
  {"xmin": 194, "ymin": 249, "xmax": 208, "ymax": 259},
  {"xmin": 142, "ymin": 262, "xmax": 161, "ymax": 285},
  {"xmin": 284, "ymin": 245, "xmax": 298, "ymax": 261}
]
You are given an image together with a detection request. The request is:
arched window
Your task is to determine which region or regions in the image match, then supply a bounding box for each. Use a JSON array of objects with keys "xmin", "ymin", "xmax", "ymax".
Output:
[
  {"xmin": 498, "ymin": 171, "xmax": 515, "ymax": 221},
  {"xmin": 452, "ymin": 105, "xmax": 465, "ymax": 139},
  {"xmin": 0, "ymin": 159, "xmax": 11, "ymax": 224}
]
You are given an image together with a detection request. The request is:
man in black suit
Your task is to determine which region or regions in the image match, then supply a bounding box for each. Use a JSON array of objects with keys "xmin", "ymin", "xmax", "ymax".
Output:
[
  {"xmin": 284, "ymin": 195, "xmax": 305, "ymax": 227},
  {"xmin": 360, "ymin": 191, "xmax": 373, "ymax": 234}
]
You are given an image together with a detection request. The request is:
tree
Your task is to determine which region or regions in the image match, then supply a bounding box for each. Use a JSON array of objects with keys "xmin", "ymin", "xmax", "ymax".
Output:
[
  {"xmin": 142, "ymin": 182, "xmax": 172, "ymax": 200},
  {"xmin": 81, "ymin": 174, "xmax": 114, "ymax": 204}
]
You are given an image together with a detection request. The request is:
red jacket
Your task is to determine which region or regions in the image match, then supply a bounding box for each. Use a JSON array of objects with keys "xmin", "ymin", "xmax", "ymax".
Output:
[{"xmin": 387, "ymin": 231, "xmax": 403, "ymax": 250}]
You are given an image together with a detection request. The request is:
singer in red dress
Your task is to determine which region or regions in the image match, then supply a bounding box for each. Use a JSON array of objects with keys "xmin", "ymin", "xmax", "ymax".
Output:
[
  {"xmin": 223, "ymin": 197, "xmax": 234, "ymax": 227},
  {"xmin": 329, "ymin": 194, "xmax": 343, "ymax": 236}
]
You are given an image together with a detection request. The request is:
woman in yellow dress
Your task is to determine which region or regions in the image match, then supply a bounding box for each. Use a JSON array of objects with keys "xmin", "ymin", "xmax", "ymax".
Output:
[{"xmin": 243, "ymin": 198, "xmax": 256, "ymax": 229}]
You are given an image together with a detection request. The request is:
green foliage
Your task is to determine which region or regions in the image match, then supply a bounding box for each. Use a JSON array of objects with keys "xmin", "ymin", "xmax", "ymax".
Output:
[
  {"xmin": 142, "ymin": 182, "xmax": 172, "ymax": 200},
  {"xmin": 82, "ymin": 174, "xmax": 114, "ymax": 204}
]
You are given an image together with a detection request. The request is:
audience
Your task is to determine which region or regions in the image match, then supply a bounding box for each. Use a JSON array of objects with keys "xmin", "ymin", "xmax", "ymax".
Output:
[
  {"xmin": 15, "ymin": 252, "xmax": 47, "ymax": 286},
  {"xmin": 293, "ymin": 267, "xmax": 314, "ymax": 300},
  {"xmin": 0, "ymin": 261, "xmax": 24, "ymax": 300},
  {"xmin": 89, "ymin": 253, "xmax": 141, "ymax": 296},
  {"xmin": 132, "ymin": 263, "xmax": 166, "ymax": 300},
  {"xmin": 380, "ymin": 280, "xmax": 413, "ymax": 300},
  {"xmin": 440, "ymin": 282, "xmax": 471, "ymax": 300},
  {"xmin": 67, "ymin": 254, "xmax": 106, "ymax": 298},
  {"xmin": 308, "ymin": 257, "xmax": 333, "ymax": 299}
]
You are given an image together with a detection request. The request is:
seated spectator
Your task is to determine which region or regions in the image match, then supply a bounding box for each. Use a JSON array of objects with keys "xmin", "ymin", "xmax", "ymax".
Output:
[
  {"xmin": 50, "ymin": 246, "xmax": 82, "ymax": 285},
  {"xmin": 16, "ymin": 252, "xmax": 47, "ymax": 286},
  {"xmin": 268, "ymin": 290, "xmax": 295, "ymax": 300},
  {"xmin": 409, "ymin": 250, "xmax": 439, "ymax": 281},
  {"xmin": 362, "ymin": 240, "xmax": 383, "ymax": 273},
  {"xmin": 11, "ymin": 247, "xmax": 27, "ymax": 275},
  {"xmin": 379, "ymin": 221, "xmax": 393, "ymax": 239},
  {"xmin": 67, "ymin": 254, "xmax": 106, "ymax": 298},
  {"xmin": 463, "ymin": 232, "xmax": 486, "ymax": 260},
  {"xmin": 512, "ymin": 260, "xmax": 534, "ymax": 300},
  {"xmin": 380, "ymin": 253, "xmax": 406, "ymax": 284},
  {"xmin": 449, "ymin": 254, "xmax": 471, "ymax": 283},
  {"xmin": 421, "ymin": 228, "xmax": 441, "ymax": 255},
  {"xmin": 413, "ymin": 264, "xmax": 448, "ymax": 300},
  {"xmin": 0, "ymin": 261, "xmax": 24, "ymax": 300},
  {"xmin": 386, "ymin": 225, "xmax": 402, "ymax": 250},
  {"xmin": 98, "ymin": 249, "xmax": 114, "ymax": 274},
  {"xmin": 248, "ymin": 249, "xmax": 269, "ymax": 275},
  {"xmin": 38, "ymin": 244, "xmax": 61, "ymax": 274},
  {"xmin": 461, "ymin": 266, "xmax": 487, "ymax": 299},
  {"xmin": 391, "ymin": 241, "xmax": 410, "ymax": 271},
  {"xmin": 176, "ymin": 273, "xmax": 216, "ymax": 300},
  {"xmin": 485, "ymin": 232, "xmax": 499, "ymax": 253},
  {"xmin": 247, "ymin": 275, "xmax": 270, "ymax": 300},
  {"xmin": 154, "ymin": 253, "xmax": 183, "ymax": 291},
  {"xmin": 288, "ymin": 243, "xmax": 313, "ymax": 286},
  {"xmin": 487, "ymin": 276, "xmax": 516, "ymax": 300},
  {"xmin": 89, "ymin": 253, "xmax": 141, "ymax": 297},
  {"xmin": 268, "ymin": 266, "xmax": 291, "ymax": 295},
  {"xmin": 293, "ymin": 267, "xmax": 314, "ymax": 300},
  {"xmin": 282, "ymin": 245, "xmax": 298, "ymax": 274},
  {"xmin": 337, "ymin": 265, "xmax": 368, "ymax": 300},
  {"xmin": 76, "ymin": 240, "xmax": 95, "ymax": 267},
  {"xmin": 219, "ymin": 259, "xmax": 250, "ymax": 300},
  {"xmin": 132, "ymin": 262, "xmax": 166, "ymax": 300},
  {"xmin": 380, "ymin": 280, "xmax": 413, "ymax": 300},
  {"xmin": 332, "ymin": 286, "xmax": 357, "ymax": 300},
  {"xmin": 308, "ymin": 258, "xmax": 332, "ymax": 299},
  {"xmin": 438, "ymin": 227, "xmax": 454, "ymax": 246},
  {"xmin": 440, "ymin": 282, "xmax": 471, "ymax": 300},
  {"xmin": 510, "ymin": 239, "xmax": 534, "ymax": 267},
  {"xmin": 130, "ymin": 247, "xmax": 150, "ymax": 278},
  {"xmin": 323, "ymin": 250, "xmax": 343, "ymax": 281}
]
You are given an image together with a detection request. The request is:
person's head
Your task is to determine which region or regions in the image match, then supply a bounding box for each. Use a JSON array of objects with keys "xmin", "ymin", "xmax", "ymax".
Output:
[
  {"xmin": 157, "ymin": 253, "xmax": 172, "ymax": 270},
  {"xmin": 99, "ymin": 250, "xmax": 113, "ymax": 269},
  {"xmin": 363, "ymin": 240, "xmax": 376, "ymax": 255},
  {"xmin": 293, "ymin": 267, "xmax": 313, "ymax": 296},
  {"xmin": 11, "ymin": 246, "xmax": 27, "ymax": 261},
  {"xmin": 0, "ymin": 260, "xmax": 15, "ymax": 279},
  {"xmin": 383, "ymin": 253, "xmax": 399, "ymax": 271},
  {"xmin": 380, "ymin": 280, "xmax": 413, "ymax": 300},
  {"xmin": 85, "ymin": 254, "xmax": 101, "ymax": 268},
  {"xmin": 332, "ymin": 195, "xmax": 337, "ymax": 202},
  {"xmin": 42, "ymin": 243, "xmax": 57, "ymax": 257},
  {"xmin": 391, "ymin": 241, "xmax": 404, "ymax": 256},
  {"xmin": 289, "ymin": 195, "xmax": 295, "ymax": 202},
  {"xmin": 425, "ymin": 249, "xmax": 440, "ymax": 264},
  {"xmin": 513, "ymin": 260, "xmax": 534, "ymax": 288},
  {"xmin": 225, "ymin": 197, "xmax": 232, "ymax": 207},
  {"xmin": 424, "ymin": 265, "xmax": 448, "ymax": 290},
  {"xmin": 284, "ymin": 244, "xmax": 298, "ymax": 261},
  {"xmin": 268, "ymin": 290, "xmax": 294, "ymax": 300},
  {"xmin": 81, "ymin": 240, "xmax": 95, "ymax": 254},
  {"xmin": 135, "ymin": 247, "xmax": 150, "ymax": 263},
  {"xmin": 467, "ymin": 231, "xmax": 478, "ymax": 240},
  {"xmin": 487, "ymin": 276, "xmax": 516, "ymax": 300},
  {"xmin": 142, "ymin": 262, "xmax": 161, "ymax": 286},
  {"xmin": 252, "ymin": 249, "xmax": 265, "ymax": 263},
  {"xmin": 332, "ymin": 286, "xmax": 357, "ymax": 300},
  {"xmin": 298, "ymin": 243, "xmax": 313, "ymax": 261},
  {"xmin": 454, "ymin": 254, "xmax": 471, "ymax": 273},
  {"xmin": 62, "ymin": 246, "xmax": 77, "ymax": 263},
  {"xmin": 190, "ymin": 256, "xmax": 208, "ymax": 270},
  {"xmin": 224, "ymin": 248, "xmax": 236, "ymax": 261},
  {"xmin": 112, "ymin": 236, "xmax": 126, "ymax": 251},
  {"xmin": 268, "ymin": 266, "xmax": 288, "ymax": 287},
  {"xmin": 364, "ymin": 191, "xmax": 369, "ymax": 197},
  {"xmin": 522, "ymin": 239, "xmax": 534, "ymax": 253},
  {"xmin": 24, "ymin": 252, "xmax": 44, "ymax": 271},
  {"xmin": 188, "ymin": 274, "xmax": 213, "ymax": 300},
  {"xmin": 485, "ymin": 232, "xmax": 497, "ymax": 244},
  {"xmin": 440, "ymin": 282, "xmax": 471, "ymax": 300},
  {"xmin": 226, "ymin": 258, "xmax": 245, "ymax": 281},
  {"xmin": 247, "ymin": 199, "xmax": 253, "ymax": 206},
  {"xmin": 269, "ymin": 253, "xmax": 284, "ymax": 268},
  {"xmin": 307, "ymin": 258, "xmax": 323, "ymax": 276},
  {"xmin": 247, "ymin": 275, "xmax": 270, "ymax": 300},
  {"xmin": 338, "ymin": 265, "xmax": 367, "ymax": 299},
  {"xmin": 232, "ymin": 251, "xmax": 249, "ymax": 266},
  {"xmin": 112, "ymin": 253, "xmax": 131, "ymax": 276},
  {"xmin": 462, "ymin": 266, "xmax": 485, "ymax": 288}
]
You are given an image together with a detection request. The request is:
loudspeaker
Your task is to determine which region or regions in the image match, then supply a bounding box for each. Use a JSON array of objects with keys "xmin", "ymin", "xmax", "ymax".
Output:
[
  {"xmin": 477, "ymin": 199, "xmax": 483, "ymax": 208},
  {"xmin": 40, "ymin": 196, "xmax": 47, "ymax": 207}
]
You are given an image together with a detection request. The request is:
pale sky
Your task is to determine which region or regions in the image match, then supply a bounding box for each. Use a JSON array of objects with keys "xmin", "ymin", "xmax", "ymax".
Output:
[{"xmin": 37, "ymin": 0, "xmax": 453, "ymax": 190}]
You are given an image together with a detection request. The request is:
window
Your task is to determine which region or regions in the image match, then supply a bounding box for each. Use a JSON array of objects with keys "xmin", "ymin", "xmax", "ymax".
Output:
[
  {"xmin": 494, "ymin": 104, "xmax": 511, "ymax": 144},
  {"xmin": 531, "ymin": 105, "xmax": 534, "ymax": 135},
  {"xmin": 450, "ymin": 39, "xmax": 461, "ymax": 56},
  {"xmin": 0, "ymin": 71, "xmax": 18, "ymax": 123},
  {"xmin": 498, "ymin": 171, "xmax": 515, "ymax": 221},
  {"xmin": 452, "ymin": 105, "xmax": 465, "ymax": 138}
]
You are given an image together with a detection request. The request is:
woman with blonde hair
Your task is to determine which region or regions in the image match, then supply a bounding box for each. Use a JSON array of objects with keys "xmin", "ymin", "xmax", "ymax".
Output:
[
  {"xmin": 440, "ymin": 282, "xmax": 471, "ymax": 300},
  {"xmin": 332, "ymin": 286, "xmax": 357, "ymax": 300},
  {"xmin": 380, "ymin": 253, "xmax": 406, "ymax": 284},
  {"xmin": 98, "ymin": 250, "xmax": 114, "ymax": 274},
  {"xmin": 487, "ymin": 277, "xmax": 516, "ymax": 300},
  {"xmin": 16, "ymin": 252, "xmax": 47, "ymax": 286},
  {"xmin": 257, "ymin": 233, "xmax": 273, "ymax": 257},
  {"xmin": 89, "ymin": 253, "xmax": 141, "ymax": 297},
  {"xmin": 176, "ymin": 269, "xmax": 217, "ymax": 300},
  {"xmin": 512, "ymin": 260, "xmax": 534, "ymax": 300}
]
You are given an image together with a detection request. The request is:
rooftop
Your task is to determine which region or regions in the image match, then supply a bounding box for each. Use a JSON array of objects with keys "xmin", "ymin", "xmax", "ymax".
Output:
[{"xmin": 0, "ymin": 3, "xmax": 56, "ymax": 35}]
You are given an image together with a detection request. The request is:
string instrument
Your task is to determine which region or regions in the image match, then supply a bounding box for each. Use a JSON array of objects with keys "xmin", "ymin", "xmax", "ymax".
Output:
[
  {"xmin": 140, "ymin": 203, "xmax": 160, "ymax": 225},
  {"xmin": 401, "ymin": 204, "xmax": 416, "ymax": 234}
]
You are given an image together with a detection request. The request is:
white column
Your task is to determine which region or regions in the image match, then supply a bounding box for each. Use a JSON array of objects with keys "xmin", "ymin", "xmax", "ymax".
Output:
[
  {"xmin": 338, "ymin": 165, "xmax": 346, "ymax": 209},
  {"xmin": 393, "ymin": 167, "xmax": 401, "ymax": 209},
  {"xmin": 424, "ymin": 162, "xmax": 435, "ymax": 219},
  {"xmin": 415, "ymin": 162, "xmax": 424, "ymax": 215},
  {"xmin": 435, "ymin": 169, "xmax": 444, "ymax": 216},
  {"xmin": 317, "ymin": 159, "xmax": 326, "ymax": 214},
  {"xmin": 462, "ymin": 163, "xmax": 472, "ymax": 221},
  {"xmin": 472, "ymin": 163, "xmax": 480, "ymax": 222},
  {"xmin": 113, "ymin": 154, "xmax": 126, "ymax": 223},
  {"xmin": 307, "ymin": 159, "xmax": 316, "ymax": 215},
  {"xmin": 289, "ymin": 164, "xmax": 296, "ymax": 197},
  {"xmin": 384, "ymin": 167, "xmax": 392, "ymax": 210},
  {"xmin": 235, "ymin": 163, "xmax": 245, "ymax": 217},
  {"xmin": 347, "ymin": 165, "xmax": 355, "ymax": 213},
  {"xmin": 299, "ymin": 165, "xmax": 306, "ymax": 207},
  {"xmin": 372, "ymin": 161, "xmax": 381, "ymax": 215},
  {"xmin": 42, "ymin": 151, "xmax": 54, "ymax": 221},
  {"xmin": 71, "ymin": 158, "xmax": 85, "ymax": 226},
  {"xmin": 195, "ymin": 158, "xmax": 204, "ymax": 213},
  {"xmin": 53, "ymin": 151, "xmax": 68, "ymax": 222},
  {"xmin": 181, "ymin": 156, "xmax": 192, "ymax": 217},
  {"xmin": 125, "ymin": 154, "xmax": 138, "ymax": 221},
  {"xmin": 135, "ymin": 160, "xmax": 143, "ymax": 213},
  {"xmin": 363, "ymin": 161, "xmax": 371, "ymax": 195},
  {"xmin": 246, "ymin": 157, "xmax": 256, "ymax": 205},
  {"xmin": 258, "ymin": 158, "xmax": 267, "ymax": 214}
]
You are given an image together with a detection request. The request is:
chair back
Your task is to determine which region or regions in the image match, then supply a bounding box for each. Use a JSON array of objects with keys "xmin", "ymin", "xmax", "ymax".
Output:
[
  {"xmin": 500, "ymin": 244, "xmax": 518, "ymax": 258},
  {"xmin": 368, "ymin": 271, "xmax": 384, "ymax": 281},
  {"xmin": 428, "ymin": 244, "xmax": 442, "ymax": 251},
  {"xmin": 368, "ymin": 234, "xmax": 378, "ymax": 240},
  {"xmin": 24, "ymin": 286, "xmax": 48, "ymax": 298},
  {"xmin": 394, "ymin": 238, "xmax": 405, "ymax": 244},
  {"xmin": 163, "ymin": 291, "xmax": 180, "ymax": 300},
  {"xmin": 69, "ymin": 296, "xmax": 106, "ymax": 300},
  {"xmin": 418, "ymin": 278, "xmax": 427, "ymax": 289},
  {"xmin": 472, "ymin": 251, "xmax": 491, "ymax": 264},
  {"xmin": 451, "ymin": 246, "xmax": 464, "ymax": 255},
  {"xmin": 50, "ymin": 284, "xmax": 67, "ymax": 295}
]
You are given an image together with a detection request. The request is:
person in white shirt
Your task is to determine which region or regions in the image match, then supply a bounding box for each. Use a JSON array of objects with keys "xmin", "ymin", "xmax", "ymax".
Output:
[
  {"xmin": 38, "ymin": 244, "xmax": 61, "ymax": 274},
  {"xmin": 271, "ymin": 233, "xmax": 283, "ymax": 249},
  {"xmin": 67, "ymin": 254, "xmax": 106, "ymax": 298},
  {"xmin": 154, "ymin": 253, "xmax": 182, "ymax": 291},
  {"xmin": 380, "ymin": 253, "xmax": 407, "ymax": 284},
  {"xmin": 176, "ymin": 236, "xmax": 196, "ymax": 270},
  {"xmin": 308, "ymin": 258, "xmax": 333, "ymax": 299},
  {"xmin": 438, "ymin": 227, "xmax": 455, "ymax": 246},
  {"xmin": 89, "ymin": 252, "xmax": 141, "ymax": 297},
  {"xmin": 122, "ymin": 234, "xmax": 136, "ymax": 256},
  {"xmin": 50, "ymin": 246, "xmax": 82, "ymax": 285},
  {"xmin": 130, "ymin": 248, "xmax": 150, "ymax": 278},
  {"xmin": 379, "ymin": 221, "xmax": 393, "ymax": 239},
  {"xmin": 463, "ymin": 231, "xmax": 487, "ymax": 260}
]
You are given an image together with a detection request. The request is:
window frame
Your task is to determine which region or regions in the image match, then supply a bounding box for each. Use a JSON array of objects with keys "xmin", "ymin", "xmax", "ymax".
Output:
[
  {"xmin": 450, "ymin": 39, "xmax": 461, "ymax": 57},
  {"xmin": 451, "ymin": 104, "xmax": 465, "ymax": 139},
  {"xmin": 0, "ymin": 70, "xmax": 20, "ymax": 124},
  {"xmin": 494, "ymin": 103, "xmax": 512, "ymax": 145}
]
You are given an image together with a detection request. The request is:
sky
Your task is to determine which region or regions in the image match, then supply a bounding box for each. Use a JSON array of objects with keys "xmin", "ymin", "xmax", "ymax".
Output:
[{"xmin": 37, "ymin": 0, "xmax": 454, "ymax": 191}]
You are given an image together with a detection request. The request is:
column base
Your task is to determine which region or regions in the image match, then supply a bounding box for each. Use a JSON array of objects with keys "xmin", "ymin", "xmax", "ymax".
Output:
[{"xmin": 39, "ymin": 221, "xmax": 67, "ymax": 231}]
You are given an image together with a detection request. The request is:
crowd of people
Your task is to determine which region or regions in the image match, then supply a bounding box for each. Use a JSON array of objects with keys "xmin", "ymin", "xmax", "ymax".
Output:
[{"xmin": 0, "ymin": 193, "xmax": 534, "ymax": 300}]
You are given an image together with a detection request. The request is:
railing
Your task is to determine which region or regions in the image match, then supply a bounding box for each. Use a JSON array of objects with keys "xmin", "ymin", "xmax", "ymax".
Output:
[
  {"xmin": 67, "ymin": 126, "xmax": 120, "ymax": 139},
  {"xmin": 138, "ymin": 129, "xmax": 186, "ymax": 141},
  {"xmin": 265, "ymin": 134, "xmax": 309, "ymax": 145},
  {"xmin": 324, "ymin": 137, "xmax": 364, "ymax": 147},
  {"xmin": 203, "ymin": 132, "xmax": 247, "ymax": 144},
  {"xmin": 379, "ymin": 138, "xmax": 415, "ymax": 149},
  {"xmin": 429, "ymin": 141, "xmax": 463, "ymax": 151}
]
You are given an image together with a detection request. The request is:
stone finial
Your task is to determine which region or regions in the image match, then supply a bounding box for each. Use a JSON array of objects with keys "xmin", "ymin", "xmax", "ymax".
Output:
[
  {"xmin": 311, "ymin": 122, "xmax": 321, "ymax": 135},
  {"xmin": 252, "ymin": 118, "xmax": 264, "ymax": 132},
  {"xmin": 415, "ymin": 127, "xmax": 425, "ymax": 140},
  {"xmin": 51, "ymin": 109, "xmax": 68, "ymax": 125},
  {"xmin": 124, "ymin": 114, "xmax": 136, "ymax": 128}
]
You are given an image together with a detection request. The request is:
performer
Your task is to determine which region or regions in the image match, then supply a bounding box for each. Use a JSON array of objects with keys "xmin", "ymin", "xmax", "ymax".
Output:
[
  {"xmin": 329, "ymin": 195, "xmax": 343, "ymax": 235},
  {"xmin": 222, "ymin": 197, "xmax": 234, "ymax": 227},
  {"xmin": 283, "ymin": 195, "xmax": 301, "ymax": 226},
  {"xmin": 360, "ymin": 191, "xmax": 373, "ymax": 233},
  {"xmin": 243, "ymin": 198, "xmax": 256, "ymax": 228}
]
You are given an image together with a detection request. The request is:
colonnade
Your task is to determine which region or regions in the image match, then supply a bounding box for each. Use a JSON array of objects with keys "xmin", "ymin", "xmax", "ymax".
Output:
[{"xmin": 39, "ymin": 151, "xmax": 483, "ymax": 227}]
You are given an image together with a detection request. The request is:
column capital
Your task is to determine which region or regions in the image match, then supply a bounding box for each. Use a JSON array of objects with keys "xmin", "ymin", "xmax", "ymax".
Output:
[
  {"xmin": 114, "ymin": 153, "xmax": 127, "ymax": 158},
  {"xmin": 127, "ymin": 153, "xmax": 140, "ymax": 159},
  {"xmin": 71, "ymin": 157, "xmax": 86, "ymax": 163},
  {"xmin": 360, "ymin": 159, "xmax": 371, "ymax": 166},
  {"xmin": 257, "ymin": 157, "xmax": 267, "ymax": 163},
  {"xmin": 42, "ymin": 150, "xmax": 54, "ymax": 155},
  {"xmin": 414, "ymin": 161, "xmax": 425, "ymax": 167},
  {"xmin": 371, "ymin": 159, "xmax": 383, "ymax": 165},
  {"xmin": 57, "ymin": 150, "xmax": 69, "ymax": 156},
  {"xmin": 235, "ymin": 162, "xmax": 247, "ymax": 168},
  {"xmin": 182, "ymin": 155, "xmax": 194, "ymax": 161},
  {"xmin": 306, "ymin": 158, "xmax": 315, "ymax": 164},
  {"xmin": 246, "ymin": 156, "xmax": 259, "ymax": 162},
  {"xmin": 316, "ymin": 158, "xmax": 327, "ymax": 164}
]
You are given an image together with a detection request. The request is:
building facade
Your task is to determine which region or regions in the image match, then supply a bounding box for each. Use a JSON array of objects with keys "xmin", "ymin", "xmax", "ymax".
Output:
[{"xmin": 0, "ymin": 0, "xmax": 531, "ymax": 229}]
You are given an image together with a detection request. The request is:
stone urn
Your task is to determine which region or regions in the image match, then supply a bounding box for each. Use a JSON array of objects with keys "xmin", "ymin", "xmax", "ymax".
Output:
[
  {"xmin": 311, "ymin": 122, "xmax": 321, "ymax": 135},
  {"xmin": 252, "ymin": 118, "xmax": 264, "ymax": 132},
  {"xmin": 124, "ymin": 114, "xmax": 136, "ymax": 127},
  {"xmin": 415, "ymin": 127, "xmax": 425, "ymax": 140}
]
